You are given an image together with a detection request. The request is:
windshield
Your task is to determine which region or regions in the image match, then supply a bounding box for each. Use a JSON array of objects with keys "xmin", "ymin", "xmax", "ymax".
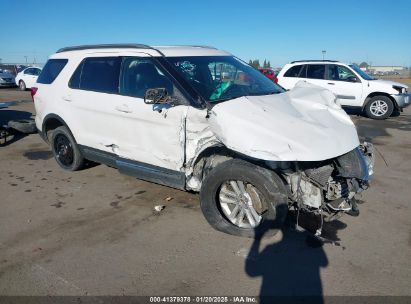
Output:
[
  {"xmin": 166, "ymin": 56, "xmax": 284, "ymax": 103},
  {"xmin": 349, "ymin": 64, "xmax": 375, "ymax": 80}
]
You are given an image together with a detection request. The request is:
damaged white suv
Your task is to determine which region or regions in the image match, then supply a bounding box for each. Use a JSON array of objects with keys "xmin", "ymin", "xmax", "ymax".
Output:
[{"xmin": 34, "ymin": 44, "xmax": 374, "ymax": 238}]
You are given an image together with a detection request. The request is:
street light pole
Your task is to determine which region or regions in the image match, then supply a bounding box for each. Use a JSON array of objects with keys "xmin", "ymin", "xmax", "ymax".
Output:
[
  {"xmin": 322, "ymin": 50, "xmax": 326, "ymax": 60},
  {"xmin": 24, "ymin": 56, "xmax": 28, "ymax": 64}
]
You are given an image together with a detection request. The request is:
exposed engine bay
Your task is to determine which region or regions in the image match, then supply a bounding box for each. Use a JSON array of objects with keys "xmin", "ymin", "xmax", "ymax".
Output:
[{"xmin": 279, "ymin": 142, "xmax": 374, "ymax": 235}]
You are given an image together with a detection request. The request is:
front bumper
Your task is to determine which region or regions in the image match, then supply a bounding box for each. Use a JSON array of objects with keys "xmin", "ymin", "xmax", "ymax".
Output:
[{"xmin": 391, "ymin": 93, "xmax": 411, "ymax": 109}]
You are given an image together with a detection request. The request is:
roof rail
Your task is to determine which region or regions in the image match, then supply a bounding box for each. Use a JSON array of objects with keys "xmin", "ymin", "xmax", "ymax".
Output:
[
  {"xmin": 290, "ymin": 60, "xmax": 339, "ymax": 64},
  {"xmin": 189, "ymin": 45, "xmax": 218, "ymax": 49},
  {"xmin": 56, "ymin": 44, "xmax": 160, "ymax": 54}
]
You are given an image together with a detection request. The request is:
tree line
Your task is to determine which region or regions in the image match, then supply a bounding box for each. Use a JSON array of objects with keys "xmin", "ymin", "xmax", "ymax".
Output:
[{"xmin": 248, "ymin": 59, "xmax": 271, "ymax": 69}]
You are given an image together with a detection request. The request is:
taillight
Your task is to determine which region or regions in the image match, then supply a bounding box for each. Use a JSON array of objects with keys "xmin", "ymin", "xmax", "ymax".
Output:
[{"xmin": 31, "ymin": 87, "xmax": 38, "ymax": 101}]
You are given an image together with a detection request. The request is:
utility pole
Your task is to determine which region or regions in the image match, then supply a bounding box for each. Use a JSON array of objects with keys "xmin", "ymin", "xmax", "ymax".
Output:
[
  {"xmin": 24, "ymin": 56, "xmax": 28, "ymax": 64},
  {"xmin": 322, "ymin": 50, "xmax": 326, "ymax": 60}
]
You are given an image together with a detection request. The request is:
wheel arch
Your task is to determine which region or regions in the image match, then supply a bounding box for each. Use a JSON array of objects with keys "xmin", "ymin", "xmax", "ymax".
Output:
[
  {"xmin": 186, "ymin": 144, "xmax": 271, "ymax": 191},
  {"xmin": 42, "ymin": 114, "xmax": 76, "ymax": 143},
  {"xmin": 363, "ymin": 92, "xmax": 398, "ymax": 110}
]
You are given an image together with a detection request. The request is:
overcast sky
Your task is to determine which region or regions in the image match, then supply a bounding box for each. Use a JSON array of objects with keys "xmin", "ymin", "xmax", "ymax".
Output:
[{"xmin": 1, "ymin": 0, "xmax": 410, "ymax": 67}]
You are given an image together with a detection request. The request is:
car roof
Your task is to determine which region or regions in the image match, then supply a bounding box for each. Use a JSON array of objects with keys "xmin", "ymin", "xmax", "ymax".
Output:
[
  {"xmin": 54, "ymin": 44, "xmax": 231, "ymax": 57},
  {"xmin": 289, "ymin": 60, "xmax": 341, "ymax": 64}
]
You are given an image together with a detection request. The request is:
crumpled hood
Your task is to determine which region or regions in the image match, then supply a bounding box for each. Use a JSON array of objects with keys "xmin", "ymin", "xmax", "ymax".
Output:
[{"xmin": 209, "ymin": 82, "xmax": 360, "ymax": 161}]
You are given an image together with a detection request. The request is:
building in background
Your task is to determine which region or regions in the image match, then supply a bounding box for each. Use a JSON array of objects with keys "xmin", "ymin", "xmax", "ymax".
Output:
[{"xmin": 367, "ymin": 65, "xmax": 407, "ymax": 75}]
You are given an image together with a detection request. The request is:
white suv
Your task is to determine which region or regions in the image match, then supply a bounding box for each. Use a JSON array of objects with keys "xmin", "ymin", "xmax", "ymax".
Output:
[
  {"xmin": 33, "ymin": 44, "xmax": 374, "ymax": 238},
  {"xmin": 277, "ymin": 60, "xmax": 410, "ymax": 119}
]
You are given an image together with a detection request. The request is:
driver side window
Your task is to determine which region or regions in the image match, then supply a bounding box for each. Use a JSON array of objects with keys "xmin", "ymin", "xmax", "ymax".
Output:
[
  {"xmin": 119, "ymin": 57, "xmax": 174, "ymax": 99},
  {"xmin": 328, "ymin": 65, "xmax": 357, "ymax": 82}
]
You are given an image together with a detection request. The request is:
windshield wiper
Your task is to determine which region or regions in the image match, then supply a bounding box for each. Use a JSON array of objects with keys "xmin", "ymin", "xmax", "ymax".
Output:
[{"xmin": 209, "ymin": 94, "xmax": 248, "ymax": 103}]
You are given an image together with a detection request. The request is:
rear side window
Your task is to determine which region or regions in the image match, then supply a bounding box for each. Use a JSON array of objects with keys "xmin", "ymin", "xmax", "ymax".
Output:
[
  {"xmin": 37, "ymin": 59, "xmax": 68, "ymax": 84},
  {"xmin": 284, "ymin": 65, "xmax": 304, "ymax": 77},
  {"xmin": 69, "ymin": 57, "xmax": 121, "ymax": 94},
  {"xmin": 306, "ymin": 64, "xmax": 325, "ymax": 79}
]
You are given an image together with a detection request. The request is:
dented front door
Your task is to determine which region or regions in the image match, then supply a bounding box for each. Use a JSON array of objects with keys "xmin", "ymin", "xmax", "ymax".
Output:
[
  {"xmin": 111, "ymin": 96, "xmax": 188, "ymax": 171},
  {"xmin": 112, "ymin": 56, "xmax": 188, "ymax": 171}
]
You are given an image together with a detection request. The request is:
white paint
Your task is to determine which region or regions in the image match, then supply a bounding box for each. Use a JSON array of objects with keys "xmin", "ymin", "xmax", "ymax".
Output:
[
  {"xmin": 15, "ymin": 67, "xmax": 42, "ymax": 89},
  {"xmin": 277, "ymin": 61, "xmax": 409, "ymax": 108},
  {"xmin": 185, "ymin": 107, "xmax": 221, "ymax": 170},
  {"xmin": 36, "ymin": 46, "xmax": 365, "ymax": 193},
  {"xmin": 208, "ymin": 82, "xmax": 359, "ymax": 161}
]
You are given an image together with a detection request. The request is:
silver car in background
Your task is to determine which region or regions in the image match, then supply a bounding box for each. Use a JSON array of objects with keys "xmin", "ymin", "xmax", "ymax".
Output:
[{"xmin": 0, "ymin": 69, "xmax": 16, "ymax": 87}]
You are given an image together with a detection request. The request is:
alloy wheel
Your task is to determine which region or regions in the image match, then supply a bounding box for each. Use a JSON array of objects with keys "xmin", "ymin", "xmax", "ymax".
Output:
[
  {"xmin": 54, "ymin": 134, "xmax": 74, "ymax": 167},
  {"xmin": 369, "ymin": 100, "xmax": 388, "ymax": 117},
  {"xmin": 218, "ymin": 180, "xmax": 263, "ymax": 228}
]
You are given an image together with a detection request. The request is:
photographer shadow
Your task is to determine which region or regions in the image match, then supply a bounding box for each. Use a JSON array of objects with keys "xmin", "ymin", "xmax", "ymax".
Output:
[{"xmin": 245, "ymin": 214, "xmax": 346, "ymax": 304}]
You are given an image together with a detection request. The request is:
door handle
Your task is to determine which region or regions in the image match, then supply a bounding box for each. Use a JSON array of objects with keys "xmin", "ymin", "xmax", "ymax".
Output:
[
  {"xmin": 327, "ymin": 82, "xmax": 335, "ymax": 85},
  {"xmin": 115, "ymin": 105, "xmax": 132, "ymax": 113}
]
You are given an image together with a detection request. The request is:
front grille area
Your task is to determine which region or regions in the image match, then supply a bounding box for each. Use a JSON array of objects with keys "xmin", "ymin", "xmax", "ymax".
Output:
[{"xmin": 305, "ymin": 165, "xmax": 334, "ymax": 186}]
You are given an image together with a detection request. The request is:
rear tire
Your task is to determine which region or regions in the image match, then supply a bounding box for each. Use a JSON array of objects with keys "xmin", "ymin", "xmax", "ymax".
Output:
[
  {"xmin": 365, "ymin": 96, "xmax": 394, "ymax": 120},
  {"xmin": 19, "ymin": 80, "xmax": 26, "ymax": 91},
  {"xmin": 51, "ymin": 126, "xmax": 84, "ymax": 171},
  {"xmin": 200, "ymin": 159, "xmax": 288, "ymax": 238}
]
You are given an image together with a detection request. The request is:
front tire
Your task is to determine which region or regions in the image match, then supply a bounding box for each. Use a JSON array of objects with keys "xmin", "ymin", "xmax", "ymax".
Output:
[
  {"xmin": 19, "ymin": 80, "xmax": 26, "ymax": 91},
  {"xmin": 365, "ymin": 96, "xmax": 394, "ymax": 120},
  {"xmin": 200, "ymin": 159, "xmax": 288, "ymax": 238},
  {"xmin": 51, "ymin": 126, "xmax": 84, "ymax": 171}
]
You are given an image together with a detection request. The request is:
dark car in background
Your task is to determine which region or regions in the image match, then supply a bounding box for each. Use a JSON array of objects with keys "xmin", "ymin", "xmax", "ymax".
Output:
[
  {"xmin": 0, "ymin": 64, "xmax": 29, "ymax": 76},
  {"xmin": 0, "ymin": 69, "xmax": 16, "ymax": 87}
]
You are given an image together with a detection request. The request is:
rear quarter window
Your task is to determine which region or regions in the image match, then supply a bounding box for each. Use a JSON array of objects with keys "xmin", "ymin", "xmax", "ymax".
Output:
[
  {"xmin": 37, "ymin": 59, "xmax": 68, "ymax": 84},
  {"xmin": 284, "ymin": 65, "xmax": 304, "ymax": 77},
  {"xmin": 69, "ymin": 57, "xmax": 121, "ymax": 94}
]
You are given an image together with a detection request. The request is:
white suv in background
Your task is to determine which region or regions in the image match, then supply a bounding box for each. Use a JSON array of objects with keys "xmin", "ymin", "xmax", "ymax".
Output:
[
  {"xmin": 15, "ymin": 66, "xmax": 42, "ymax": 90},
  {"xmin": 277, "ymin": 60, "xmax": 410, "ymax": 119}
]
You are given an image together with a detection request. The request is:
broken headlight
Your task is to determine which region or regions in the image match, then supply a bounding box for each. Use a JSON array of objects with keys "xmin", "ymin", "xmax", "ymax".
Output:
[{"xmin": 393, "ymin": 85, "xmax": 406, "ymax": 94}]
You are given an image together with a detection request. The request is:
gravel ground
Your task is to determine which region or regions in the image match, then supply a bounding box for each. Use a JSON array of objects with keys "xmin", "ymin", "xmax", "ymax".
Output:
[{"xmin": 0, "ymin": 87, "xmax": 410, "ymax": 297}]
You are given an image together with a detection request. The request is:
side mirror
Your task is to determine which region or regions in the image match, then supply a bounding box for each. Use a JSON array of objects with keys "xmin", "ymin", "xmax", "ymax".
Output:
[
  {"xmin": 144, "ymin": 88, "xmax": 170, "ymax": 104},
  {"xmin": 347, "ymin": 76, "xmax": 359, "ymax": 83}
]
